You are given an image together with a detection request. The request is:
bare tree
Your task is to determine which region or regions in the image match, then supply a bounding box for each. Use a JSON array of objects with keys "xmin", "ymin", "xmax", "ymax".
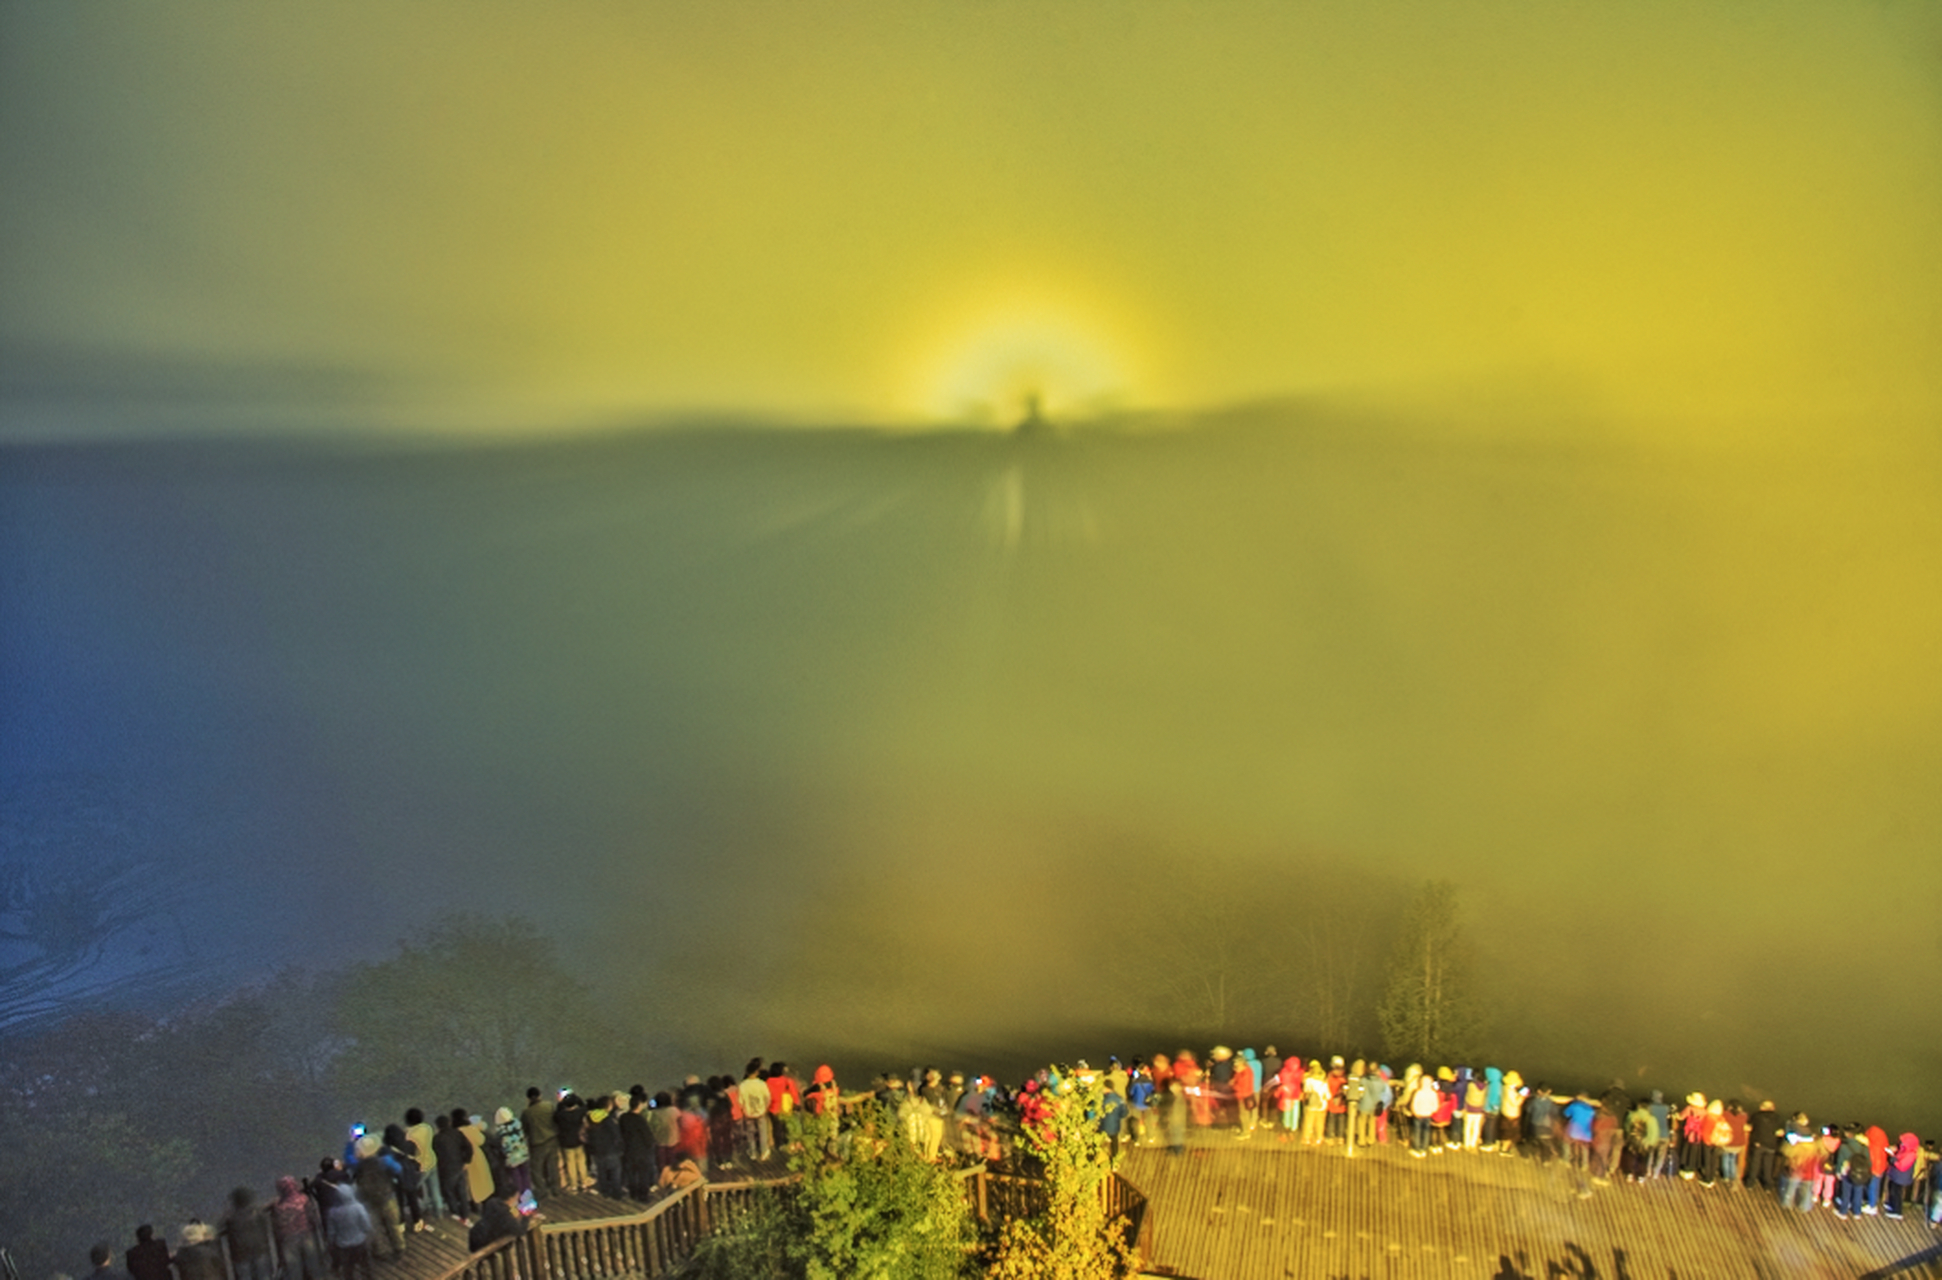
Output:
[
  {"xmin": 1376, "ymin": 879, "xmax": 1482, "ymax": 1065},
  {"xmin": 1295, "ymin": 907, "xmax": 1376, "ymax": 1054}
]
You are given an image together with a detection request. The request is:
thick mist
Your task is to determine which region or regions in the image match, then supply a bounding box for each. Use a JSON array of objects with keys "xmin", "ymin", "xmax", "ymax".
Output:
[{"xmin": 4, "ymin": 405, "xmax": 1939, "ymax": 1131}]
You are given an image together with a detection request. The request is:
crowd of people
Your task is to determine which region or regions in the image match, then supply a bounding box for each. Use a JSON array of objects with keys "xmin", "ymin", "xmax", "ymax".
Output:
[
  {"xmin": 1108, "ymin": 1046, "xmax": 1942, "ymax": 1226},
  {"xmin": 80, "ymin": 1044, "xmax": 1942, "ymax": 1280}
]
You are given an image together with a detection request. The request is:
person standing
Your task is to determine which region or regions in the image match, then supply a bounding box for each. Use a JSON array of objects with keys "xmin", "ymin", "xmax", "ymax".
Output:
[
  {"xmin": 405, "ymin": 1108, "xmax": 444, "ymax": 1222},
  {"xmin": 1163, "ymin": 1077, "xmax": 1188, "ymax": 1155},
  {"xmin": 222, "ymin": 1187, "xmax": 276, "ymax": 1280},
  {"xmin": 764, "ymin": 1064, "xmax": 802, "ymax": 1152},
  {"xmin": 620, "ymin": 1095, "xmax": 657, "ymax": 1200},
  {"xmin": 1497, "ymin": 1072, "xmax": 1525, "ymax": 1157},
  {"xmin": 319, "ymin": 1182, "xmax": 376, "ymax": 1280},
  {"xmin": 1231, "ymin": 1051, "xmax": 1257, "ymax": 1139},
  {"xmin": 1886, "ymin": 1132, "xmax": 1920, "ymax": 1219},
  {"xmin": 1273, "ymin": 1057, "xmax": 1302, "ymax": 1139},
  {"xmin": 123, "ymin": 1226, "xmax": 171, "ymax": 1280},
  {"xmin": 521, "ymin": 1088, "xmax": 560, "ymax": 1197},
  {"xmin": 1722, "ymin": 1101, "xmax": 1749, "ymax": 1186},
  {"xmin": 269, "ymin": 1177, "xmax": 326, "ymax": 1280},
  {"xmin": 1408, "ymin": 1071, "xmax": 1439, "ymax": 1158},
  {"xmin": 468, "ymin": 1183, "xmax": 542, "ymax": 1253},
  {"xmin": 458, "ymin": 1110, "xmax": 496, "ymax": 1207},
  {"xmin": 554, "ymin": 1093, "xmax": 592, "ymax": 1193},
  {"xmin": 737, "ymin": 1064, "xmax": 773, "ymax": 1161},
  {"xmin": 350, "ymin": 1136, "xmax": 406, "ymax": 1260},
  {"xmin": 172, "ymin": 1223, "xmax": 224, "ymax": 1280},
  {"xmin": 585, "ymin": 1095, "xmax": 625, "ymax": 1197},
  {"xmin": 1746, "ymin": 1101, "xmax": 1782, "ymax": 1191},
  {"xmin": 432, "ymin": 1113, "xmax": 475, "ymax": 1226},
  {"xmin": 1461, "ymin": 1069, "xmax": 1489, "ymax": 1150},
  {"xmin": 493, "ymin": 1107, "xmax": 533, "ymax": 1198}
]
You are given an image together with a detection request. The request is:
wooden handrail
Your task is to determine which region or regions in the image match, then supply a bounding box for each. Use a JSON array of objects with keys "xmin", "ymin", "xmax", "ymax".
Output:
[
  {"xmin": 425, "ymin": 1181, "xmax": 720, "ymax": 1280},
  {"xmin": 428, "ymin": 1167, "xmax": 1141, "ymax": 1280}
]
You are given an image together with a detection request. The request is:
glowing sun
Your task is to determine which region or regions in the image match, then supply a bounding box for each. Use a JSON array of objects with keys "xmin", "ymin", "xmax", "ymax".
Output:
[{"xmin": 910, "ymin": 307, "xmax": 1137, "ymax": 426}]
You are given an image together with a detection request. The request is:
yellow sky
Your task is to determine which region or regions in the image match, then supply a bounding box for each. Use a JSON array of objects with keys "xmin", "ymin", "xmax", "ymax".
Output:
[{"xmin": 2, "ymin": 0, "xmax": 1938, "ymax": 435}]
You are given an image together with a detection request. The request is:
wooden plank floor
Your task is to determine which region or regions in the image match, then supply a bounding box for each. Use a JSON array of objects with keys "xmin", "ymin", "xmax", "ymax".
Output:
[{"xmin": 1119, "ymin": 1136, "xmax": 1942, "ymax": 1280}]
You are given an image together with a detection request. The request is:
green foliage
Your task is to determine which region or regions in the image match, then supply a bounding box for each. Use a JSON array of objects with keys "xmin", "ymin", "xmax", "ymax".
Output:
[
  {"xmin": 332, "ymin": 914, "xmax": 634, "ymax": 1119},
  {"xmin": 0, "ymin": 913, "xmax": 647, "ymax": 1278},
  {"xmin": 0, "ymin": 1101, "xmax": 194, "ymax": 1274},
  {"xmin": 1376, "ymin": 879, "xmax": 1483, "ymax": 1066},
  {"xmin": 984, "ymin": 1073, "xmax": 1139, "ymax": 1280},
  {"xmin": 689, "ymin": 1105, "xmax": 975, "ymax": 1280},
  {"xmin": 685, "ymin": 1187, "xmax": 794, "ymax": 1280},
  {"xmin": 787, "ymin": 1106, "xmax": 975, "ymax": 1280}
]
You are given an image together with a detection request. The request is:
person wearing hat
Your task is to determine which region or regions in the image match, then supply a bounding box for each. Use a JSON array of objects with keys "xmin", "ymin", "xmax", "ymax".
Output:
[
  {"xmin": 1496, "ymin": 1071, "xmax": 1525, "ymax": 1157},
  {"xmin": 1676, "ymin": 1092, "xmax": 1710, "ymax": 1180},
  {"xmin": 1301, "ymin": 1061, "xmax": 1331, "ymax": 1146},
  {"xmin": 270, "ymin": 1178, "xmax": 327, "ymax": 1280},
  {"xmin": 1273, "ymin": 1056, "xmax": 1303, "ymax": 1139},
  {"xmin": 318, "ymin": 1180, "xmax": 376, "ymax": 1280},
  {"xmin": 170, "ymin": 1226, "xmax": 222, "ymax": 1280},
  {"xmin": 1324, "ymin": 1057, "xmax": 1350, "ymax": 1144},
  {"xmin": 1207, "ymin": 1047, "xmax": 1236, "ymax": 1129},
  {"xmin": 1231, "ymin": 1051, "xmax": 1257, "ymax": 1138},
  {"xmin": 350, "ymin": 1135, "xmax": 406, "ymax": 1258}
]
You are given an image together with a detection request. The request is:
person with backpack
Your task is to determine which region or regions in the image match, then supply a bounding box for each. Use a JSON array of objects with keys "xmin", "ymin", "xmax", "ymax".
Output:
[
  {"xmin": 492, "ymin": 1106, "xmax": 533, "ymax": 1198},
  {"xmin": 350, "ymin": 1135, "xmax": 405, "ymax": 1259},
  {"xmin": 381, "ymin": 1123, "xmax": 428, "ymax": 1233},
  {"xmin": 1835, "ymin": 1125, "xmax": 1873, "ymax": 1219}
]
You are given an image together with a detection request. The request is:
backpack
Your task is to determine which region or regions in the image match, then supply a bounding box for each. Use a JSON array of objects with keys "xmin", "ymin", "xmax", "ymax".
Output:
[
  {"xmin": 353, "ymin": 1156, "xmax": 395, "ymax": 1201},
  {"xmin": 390, "ymin": 1145, "xmax": 423, "ymax": 1192}
]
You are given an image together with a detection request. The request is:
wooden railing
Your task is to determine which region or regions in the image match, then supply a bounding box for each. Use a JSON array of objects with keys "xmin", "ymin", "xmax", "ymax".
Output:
[
  {"xmin": 958, "ymin": 1166, "xmax": 1150, "ymax": 1257},
  {"xmin": 433, "ymin": 1181, "xmax": 786, "ymax": 1280},
  {"xmin": 435, "ymin": 1167, "xmax": 1144, "ymax": 1280}
]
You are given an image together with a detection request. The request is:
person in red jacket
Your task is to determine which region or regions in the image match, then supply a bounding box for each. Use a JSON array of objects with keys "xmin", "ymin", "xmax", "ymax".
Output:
[
  {"xmin": 1863, "ymin": 1124, "xmax": 1891, "ymax": 1215},
  {"xmin": 806, "ymin": 1064, "xmax": 839, "ymax": 1117},
  {"xmin": 764, "ymin": 1063, "xmax": 803, "ymax": 1151},
  {"xmin": 1231, "ymin": 1051, "xmax": 1257, "ymax": 1139},
  {"xmin": 1174, "ymin": 1051, "xmax": 1210, "ymax": 1128},
  {"xmin": 1274, "ymin": 1057, "xmax": 1303, "ymax": 1139},
  {"xmin": 1324, "ymin": 1057, "xmax": 1349, "ymax": 1144}
]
